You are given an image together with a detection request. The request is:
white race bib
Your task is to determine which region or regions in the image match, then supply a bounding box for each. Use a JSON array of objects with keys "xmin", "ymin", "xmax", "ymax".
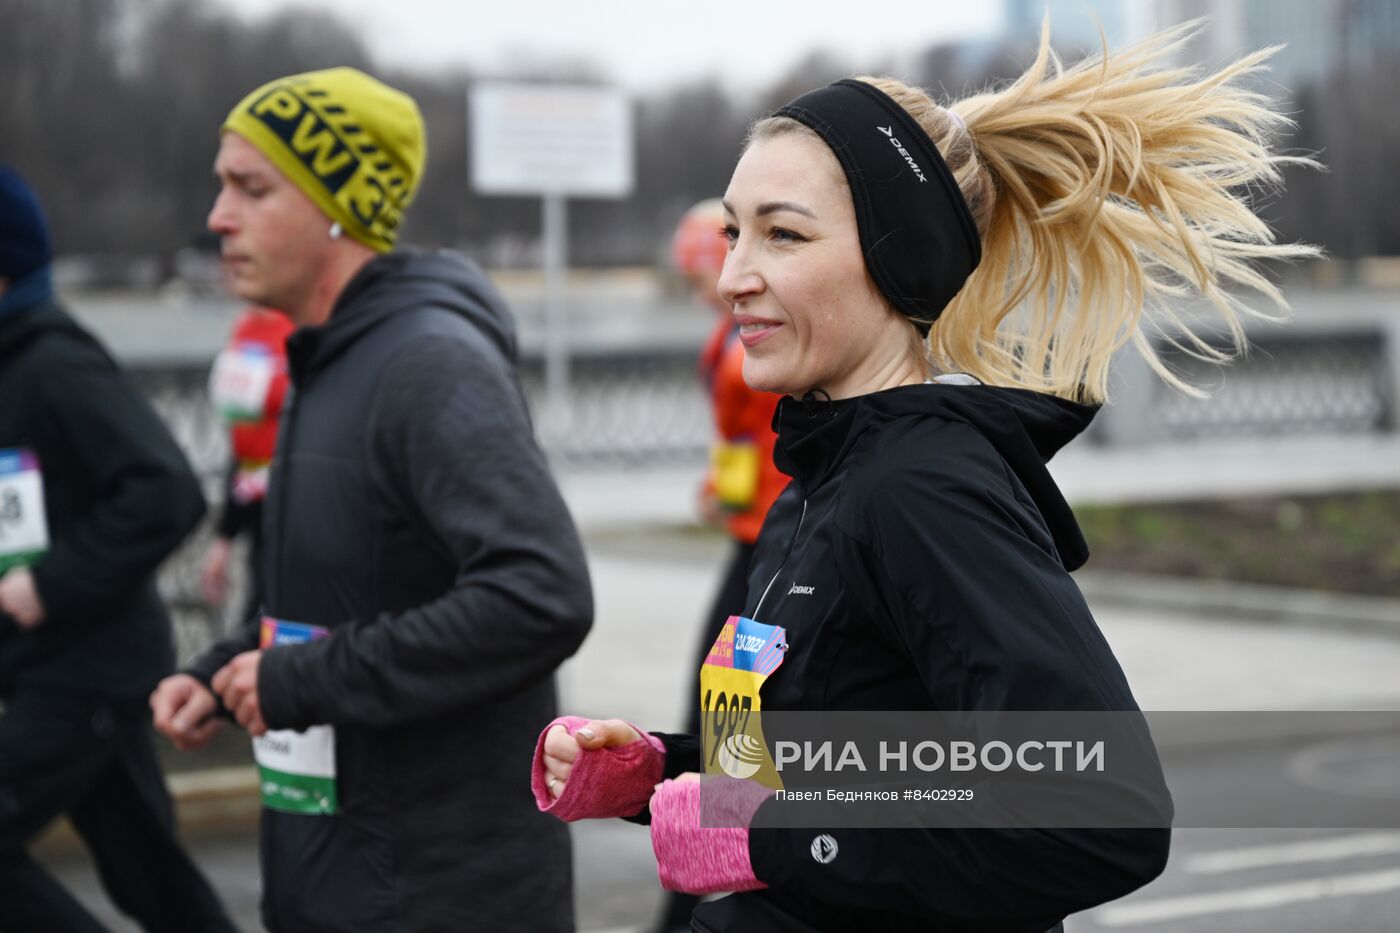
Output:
[
  {"xmin": 254, "ymin": 617, "xmax": 338, "ymax": 815},
  {"xmin": 209, "ymin": 344, "xmax": 277, "ymax": 422},
  {"xmin": 231, "ymin": 464, "xmax": 271, "ymax": 505},
  {"xmin": 0, "ymin": 448, "xmax": 49, "ymax": 574}
]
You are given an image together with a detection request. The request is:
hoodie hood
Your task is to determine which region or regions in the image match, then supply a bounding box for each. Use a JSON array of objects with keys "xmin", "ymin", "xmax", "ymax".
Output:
[
  {"xmin": 287, "ymin": 250, "xmax": 517, "ymax": 384},
  {"xmin": 0, "ymin": 297, "xmax": 90, "ymax": 362},
  {"xmin": 0, "ymin": 264, "xmax": 55, "ymax": 319},
  {"xmin": 774, "ymin": 382, "xmax": 1098, "ymax": 570}
]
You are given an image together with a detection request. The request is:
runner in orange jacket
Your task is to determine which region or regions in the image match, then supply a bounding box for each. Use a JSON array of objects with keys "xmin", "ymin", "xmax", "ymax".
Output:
[
  {"xmin": 202, "ymin": 306, "xmax": 294, "ymax": 625},
  {"xmin": 677, "ymin": 199, "xmax": 788, "ymax": 548}
]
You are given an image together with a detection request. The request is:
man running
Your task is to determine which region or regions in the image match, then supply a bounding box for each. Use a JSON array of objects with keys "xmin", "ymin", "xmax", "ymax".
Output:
[
  {"xmin": 150, "ymin": 68, "xmax": 593, "ymax": 932},
  {"xmin": 0, "ymin": 164, "xmax": 236, "ymax": 933}
]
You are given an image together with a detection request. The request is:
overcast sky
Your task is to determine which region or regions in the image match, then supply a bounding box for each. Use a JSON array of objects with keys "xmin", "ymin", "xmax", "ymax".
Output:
[{"xmin": 221, "ymin": 0, "xmax": 1006, "ymax": 92}]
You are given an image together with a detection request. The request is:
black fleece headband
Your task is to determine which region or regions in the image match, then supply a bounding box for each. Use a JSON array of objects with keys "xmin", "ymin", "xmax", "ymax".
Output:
[{"xmin": 774, "ymin": 79, "xmax": 981, "ymax": 335}]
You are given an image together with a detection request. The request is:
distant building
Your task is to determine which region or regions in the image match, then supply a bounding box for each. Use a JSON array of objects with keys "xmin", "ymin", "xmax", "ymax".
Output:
[
  {"xmin": 1156, "ymin": 0, "xmax": 1399, "ymax": 93},
  {"xmin": 1004, "ymin": 0, "xmax": 1156, "ymax": 50},
  {"xmin": 947, "ymin": 0, "xmax": 1397, "ymax": 99},
  {"xmin": 1002, "ymin": 1, "xmax": 1399, "ymax": 93},
  {"xmin": 1334, "ymin": 0, "xmax": 1400, "ymax": 69}
]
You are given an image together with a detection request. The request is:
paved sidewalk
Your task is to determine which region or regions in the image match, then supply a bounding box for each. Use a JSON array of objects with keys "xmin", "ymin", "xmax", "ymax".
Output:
[{"xmin": 1047, "ymin": 434, "xmax": 1400, "ymax": 506}]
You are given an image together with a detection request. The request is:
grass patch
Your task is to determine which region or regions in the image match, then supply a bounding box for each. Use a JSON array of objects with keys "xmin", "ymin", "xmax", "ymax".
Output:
[{"xmin": 1076, "ymin": 489, "xmax": 1400, "ymax": 597}]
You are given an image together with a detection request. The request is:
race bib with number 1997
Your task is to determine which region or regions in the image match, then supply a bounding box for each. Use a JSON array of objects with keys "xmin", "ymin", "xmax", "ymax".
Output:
[{"xmin": 700, "ymin": 615, "xmax": 788, "ymax": 788}]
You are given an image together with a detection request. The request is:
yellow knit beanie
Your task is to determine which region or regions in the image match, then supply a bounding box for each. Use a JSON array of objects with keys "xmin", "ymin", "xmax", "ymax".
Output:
[{"xmin": 223, "ymin": 67, "xmax": 425, "ymax": 252}]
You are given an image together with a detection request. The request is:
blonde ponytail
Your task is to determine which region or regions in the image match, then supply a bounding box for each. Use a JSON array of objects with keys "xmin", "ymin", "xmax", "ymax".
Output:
[{"xmin": 852, "ymin": 21, "xmax": 1320, "ymax": 403}]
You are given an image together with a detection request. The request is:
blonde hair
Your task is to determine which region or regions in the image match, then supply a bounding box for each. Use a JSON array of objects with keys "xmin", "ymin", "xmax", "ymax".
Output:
[{"xmin": 748, "ymin": 21, "xmax": 1320, "ymax": 403}]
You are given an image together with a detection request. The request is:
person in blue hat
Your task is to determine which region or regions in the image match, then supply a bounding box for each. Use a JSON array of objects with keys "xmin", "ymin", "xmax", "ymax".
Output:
[{"xmin": 0, "ymin": 165, "xmax": 236, "ymax": 932}]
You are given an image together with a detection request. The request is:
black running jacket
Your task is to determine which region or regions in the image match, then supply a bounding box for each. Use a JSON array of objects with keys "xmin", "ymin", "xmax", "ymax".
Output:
[
  {"xmin": 187, "ymin": 252, "xmax": 592, "ymax": 932},
  {"xmin": 654, "ymin": 383, "xmax": 1171, "ymax": 933}
]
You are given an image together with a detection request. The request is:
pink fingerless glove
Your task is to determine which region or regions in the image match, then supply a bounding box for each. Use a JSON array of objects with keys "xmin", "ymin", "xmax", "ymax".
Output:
[
  {"xmin": 531, "ymin": 716, "xmax": 666, "ymax": 822},
  {"xmin": 649, "ymin": 777, "xmax": 773, "ymax": 894}
]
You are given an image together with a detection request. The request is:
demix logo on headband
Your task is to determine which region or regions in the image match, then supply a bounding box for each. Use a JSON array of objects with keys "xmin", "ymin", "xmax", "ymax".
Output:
[{"xmin": 876, "ymin": 126, "xmax": 928, "ymax": 183}]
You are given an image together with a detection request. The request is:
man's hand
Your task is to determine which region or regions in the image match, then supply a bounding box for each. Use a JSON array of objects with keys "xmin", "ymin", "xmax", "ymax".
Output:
[
  {"xmin": 541, "ymin": 719, "xmax": 642, "ymax": 800},
  {"xmin": 150, "ymin": 674, "xmax": 226, "ymax": 751},
  {"xmin": 0, "ymin": 567, "xmax": 46, "ymax": 630},
  {"xmin": 201, "ymin": 536, "xmax": 233, "ymax": 606},
  {"xmin": 211, "ymin": 650, "xmax": 267, "ymax": 736}
]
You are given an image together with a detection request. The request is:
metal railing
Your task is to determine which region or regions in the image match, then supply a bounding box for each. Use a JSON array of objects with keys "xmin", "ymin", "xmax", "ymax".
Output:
[
  {"xmin": 137, "ymin": 325, "xmax": 1397, "ymax": 662},
  {"xmin": 1092, "ymin": 326, "xmax": 1395, "ymax": 444},
  {"xmin": 1152, "ymin": 332, "xmax": 1392, "ymax": 438}
]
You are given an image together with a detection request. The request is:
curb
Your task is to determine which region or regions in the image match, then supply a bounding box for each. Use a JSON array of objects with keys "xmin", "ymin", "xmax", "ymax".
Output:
[
  {"xmin": 34, "ymin": 766, "xmax": 261, "ymax": 855},
  {"xmin": 167, "ymin": 765, "xmax": 262, "ymax": 827},
  {"xmin": 1075, "ymin": 571, "xmax": 1400, "ymax": 639}
]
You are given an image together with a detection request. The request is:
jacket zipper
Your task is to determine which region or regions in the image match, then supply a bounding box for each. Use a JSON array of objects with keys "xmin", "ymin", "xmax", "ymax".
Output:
[
  {"xmin": 752, "ymin": 497, "xmax": 807, "ymax": 621},
  {"xmin": 268, "ymin": 386, "xmax": 297, "ymax": 615}
]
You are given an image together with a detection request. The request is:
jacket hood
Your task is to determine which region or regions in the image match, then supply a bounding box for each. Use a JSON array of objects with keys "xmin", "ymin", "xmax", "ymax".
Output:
[
  {"xmin": 0, "ymin": 298, "xmax": 84, "ymax": 360},
  {"xmin": 287, "ymin": 250, "xmax": 517, "ymax": 382},
  {"xmin": 774, "ymin": 382, "xmax": 1098, "ymax": 570}
]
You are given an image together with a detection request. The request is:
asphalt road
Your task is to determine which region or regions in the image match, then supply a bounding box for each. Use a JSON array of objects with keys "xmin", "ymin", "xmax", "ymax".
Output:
[{"xmin": 44, "ymin": 764, "xmax": 1400, "ymax": 932}]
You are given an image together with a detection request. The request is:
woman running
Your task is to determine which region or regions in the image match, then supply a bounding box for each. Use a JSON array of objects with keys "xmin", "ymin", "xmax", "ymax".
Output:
[{"xmin": 533, "ymin": 23, "xmax": 1315, "ymax": 933}]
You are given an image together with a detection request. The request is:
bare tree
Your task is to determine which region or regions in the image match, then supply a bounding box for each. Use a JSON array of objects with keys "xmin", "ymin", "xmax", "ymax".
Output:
[{"xmin": 1, "ymin": 0, "xmax": 1392, "ymax": 271}]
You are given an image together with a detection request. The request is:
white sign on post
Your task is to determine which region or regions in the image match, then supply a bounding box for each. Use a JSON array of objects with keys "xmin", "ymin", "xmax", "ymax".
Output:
[
  {"xmin": 468, "ymin": 83, "xmax": 635, "ymax": 433},
  {"xmin": 470, "ymin": 83, "xmax": 634, "ymax": 198}
]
